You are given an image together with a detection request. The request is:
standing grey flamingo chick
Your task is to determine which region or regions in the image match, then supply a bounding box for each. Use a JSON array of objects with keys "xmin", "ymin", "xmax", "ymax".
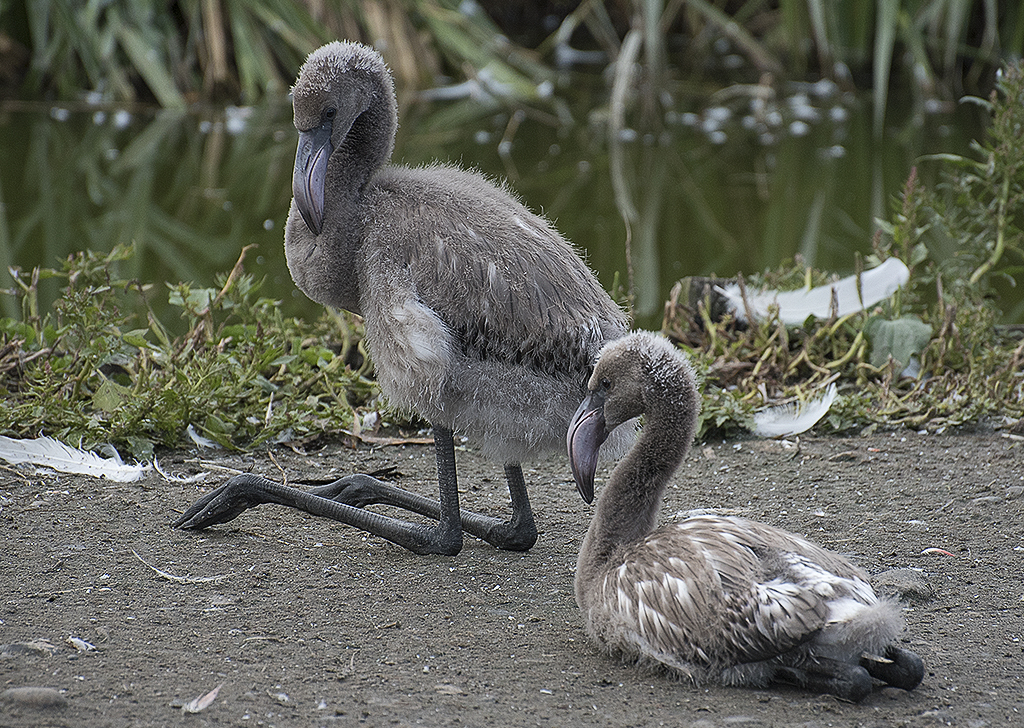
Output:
[
  {"xmin": 174, "ymin": 41, "xmax": 628, "ymax": 555},
  {"xmin": 568, "ymin": 332, "xmax": 923, "ymax": 701}
]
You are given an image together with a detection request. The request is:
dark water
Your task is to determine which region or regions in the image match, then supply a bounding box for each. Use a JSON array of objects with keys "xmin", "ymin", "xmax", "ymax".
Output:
[{"xmin": 0, "ymin": 82, "xmax": 997, "ymax": 331}]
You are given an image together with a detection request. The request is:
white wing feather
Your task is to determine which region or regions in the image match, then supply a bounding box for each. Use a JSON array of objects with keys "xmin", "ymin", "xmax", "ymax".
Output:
[
  {"xmin": 719, "ymin": 258, "xmax": 910, "ymax": 325},
  {"xmin": 753, "ymin": 384, "xmax": 838, "ymax": 438},
  {"xmin": 0, "ymin": 435, "xmax": 150, "ymax": 482}
]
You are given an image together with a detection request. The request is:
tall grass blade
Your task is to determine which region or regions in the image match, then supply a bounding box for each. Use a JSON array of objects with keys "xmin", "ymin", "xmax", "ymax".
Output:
[
  {"xmin": 200, "ymin": 0, "xmax": 232, "ymax": 94},
  {"xmin": 1008, "ymin": 1, "xmax": 1024, "ymax": 57},
  {"xmin": 683, "ymin": 0, "xmax": 784, "ymax": 75},
  {"xmin": 942, "ymin": 0, "xmax": 971, "ymax": 71},
  {"xmin": 228, "ymin": 6, "xmax": 282, "ymax": 101},
  {"xmin": 873, "ymin": 0, "xmax": 899, "ymax": 137},
  {"xmin": 0, "ymin": 178, "xmax": 15, "ymax": 319},
  {"xmin": 642, "ymin": 0, "xmax": 664, "ymax": 72},
  {"xmin": 609, "ymin": 28, "xmax": 642, "ymax": 227},
  {"xmin": 633, "ymin": 148, "xmax": 668, "ymax": 318},
  {"xmin": 111, "ymin": 10, "xmax": 187, "ymax": 108},
  {"xmin": 806, "ymin": 0, "xmax": 832, "ymax": 70}
]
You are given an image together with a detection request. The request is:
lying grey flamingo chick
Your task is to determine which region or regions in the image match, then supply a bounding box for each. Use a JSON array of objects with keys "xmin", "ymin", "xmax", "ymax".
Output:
[
  {"xmin": 173, "ymin": 41, "xmax": 628, "ymax": 555},
  {"xmin": 567, "ymin": 332, "xmax": 923, "ymax": 701}
]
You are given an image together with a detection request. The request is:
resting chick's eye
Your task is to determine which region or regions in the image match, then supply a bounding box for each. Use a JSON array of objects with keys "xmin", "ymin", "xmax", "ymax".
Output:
[
  {"xmin": 324, "ymin": 107, "xmax": 337, "ymax": 120},
  {"xmin": 600, "ymin": 377, "xmax": 612, "ymax": 391}
]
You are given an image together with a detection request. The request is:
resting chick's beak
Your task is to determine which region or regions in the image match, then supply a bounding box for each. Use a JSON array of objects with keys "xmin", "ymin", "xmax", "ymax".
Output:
[
  {"xmin": 292, "ymin": 120, "xmax": 333, "ymax": 235},
  {"xmin": 566, "ymin": 389, "xmax": 608, "ymax": 504}
]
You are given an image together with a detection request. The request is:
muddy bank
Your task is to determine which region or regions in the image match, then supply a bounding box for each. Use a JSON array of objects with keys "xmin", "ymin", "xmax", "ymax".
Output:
[{"xmin": 2, "ymin": 428, "xmax": 1023, "ymax": 726}]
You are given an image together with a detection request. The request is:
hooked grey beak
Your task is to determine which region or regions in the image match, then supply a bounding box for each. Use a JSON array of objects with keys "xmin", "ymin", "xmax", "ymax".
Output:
[
  {"xmin": 292, "ymin": 120, "xmax": 333, "ymax": 235},
  {"xmin": 566, "ymin": 389, "xmax": 608, "ymax": 504}
]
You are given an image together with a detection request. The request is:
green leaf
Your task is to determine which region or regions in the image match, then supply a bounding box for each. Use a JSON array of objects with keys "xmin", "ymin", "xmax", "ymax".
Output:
[
  {"xmin": 93, "ymin": 378, "xmax": 132, "ymax": 413},
  {"xmin": 202, "ymin": 414, "xmax": 236, "ymax": 448},
  {"xmin": 122, "ymin": 330, "xmax": 152, "ymax": 349},
  {"xmin": 872, "ymin": 0, "xmax": 899, "ymax": 136},
  {"xmin": 874, "ymin": 218, "xmax": 896, "ymax": 236},
  {"xmin": 110, "ymin": 8, "xmax": 187, "ymax": 109},
  {"xmin": 909, "ymin": 243, "xmax": 929, "ymax": 266},
  {"xmin": 864, "ymin": 315, "xmax": 933, "ymax": 370},
  {"xmin": 169, "ymin": 286, "xmax": 217, "ymax": 312}
]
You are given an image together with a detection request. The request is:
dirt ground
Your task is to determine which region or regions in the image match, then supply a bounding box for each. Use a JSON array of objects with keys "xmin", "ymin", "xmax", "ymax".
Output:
[{"xmin": 2, "ymin": 425, "xmax": 1023, "ymax": 727}]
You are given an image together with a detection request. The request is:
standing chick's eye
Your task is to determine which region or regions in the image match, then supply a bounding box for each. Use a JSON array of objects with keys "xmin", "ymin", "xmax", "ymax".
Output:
[
  {"xmin": 324, "ymin": 107, "xmax": 337, "ymax": 121},
  {"xmin": 600, "ymin": 377, "xmax": 612, "ymax": 392}
]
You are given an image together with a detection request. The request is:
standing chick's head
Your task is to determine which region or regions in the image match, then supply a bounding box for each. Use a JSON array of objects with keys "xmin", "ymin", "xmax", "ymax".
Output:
[{"xmin": 290, "ymin": 41, "xmax": 397, "ymax": 235}]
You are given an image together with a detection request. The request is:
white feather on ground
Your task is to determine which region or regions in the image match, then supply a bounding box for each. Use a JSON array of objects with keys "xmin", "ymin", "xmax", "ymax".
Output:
[
  {"xmin": 186, "ymin": 424, "xmax": 218, "ymax": 449},
  {"xmin": 0, "ymin": 435, "xmax": 150, "ymax": 482},
  {"xmin": 752, "ymin": 383, "xmax": 838, "ymax": 438},
  {"xmin": 719, "ymin": 258, "xmax": 910, "ymax": 325},
  {"xmin": 152, "ymin": 459, "xmax": 209, "ymax": 484}
]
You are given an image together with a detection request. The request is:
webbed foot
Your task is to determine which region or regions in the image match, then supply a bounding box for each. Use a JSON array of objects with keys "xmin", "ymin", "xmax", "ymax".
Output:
[
  {"xmin": 861, "ymin": 645, "xmax": 924, "ymax": 691},
  {"xmin": 173, "ymin": 474, "xmax": 274, "ymax": 530}
]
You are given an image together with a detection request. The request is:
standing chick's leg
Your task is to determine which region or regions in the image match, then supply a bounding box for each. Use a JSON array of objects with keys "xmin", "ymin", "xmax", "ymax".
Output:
[
  {"xmin": 172, "ymin": 470, "xmax": 462, "ymax": 555},
  {"xmin": 492, "ymin": 464, "xmax": 538, "ymax": 550},
  {"xmin": 174, "ymin": 427, "xmax": 537, "ymax": 553},
  {"xmin": 315, "ymin": 429, "xmax": 537, "ymax": 550}
]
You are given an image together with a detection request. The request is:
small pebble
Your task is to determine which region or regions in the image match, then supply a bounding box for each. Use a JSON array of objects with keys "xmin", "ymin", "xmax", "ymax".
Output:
[
  {"xmin": 971, "ymin": 495, "xmax": 1002, "ymax": 505},
  {"xmin": 872, "ymin": 568, "xmax": 934, "ymax": 604},
  {"xmin": 0, "ymin": 686, "xmax": 67, "ymax": 709}
]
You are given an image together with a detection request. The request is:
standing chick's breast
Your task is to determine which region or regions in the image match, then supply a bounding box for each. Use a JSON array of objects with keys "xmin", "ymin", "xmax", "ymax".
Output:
[{"xmin": 356, "ymin": 165, "xmax": 626, "ymax": 456}]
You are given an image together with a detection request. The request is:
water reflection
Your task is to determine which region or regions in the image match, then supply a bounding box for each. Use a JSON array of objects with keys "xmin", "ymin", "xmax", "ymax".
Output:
[
  {"xmin": 0, "ymin": 86, "xmax": 989, "ymax": 329},
  {"xmin": 0, "ymin": 101, "xmax": 295, "ymax": 322}
]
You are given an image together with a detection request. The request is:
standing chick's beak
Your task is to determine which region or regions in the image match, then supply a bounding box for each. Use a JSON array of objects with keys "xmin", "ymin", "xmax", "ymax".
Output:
[
  {"xmin": 567, "ymin": 389, "xmax": 609, "ymax": 504},
  {"xmin": 292, "ymin": 120, "xmax": 333, "ymax": 235}
]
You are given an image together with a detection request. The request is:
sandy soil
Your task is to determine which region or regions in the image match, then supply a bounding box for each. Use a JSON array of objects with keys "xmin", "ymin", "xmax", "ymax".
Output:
[{"xmin": 2, "ymin": 427, "xmax": 1023, "ymax": 727}]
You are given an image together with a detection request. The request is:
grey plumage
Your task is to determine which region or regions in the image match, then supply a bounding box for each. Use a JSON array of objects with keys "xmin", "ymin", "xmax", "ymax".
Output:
[
  {"xmin": 285, "ymin": 41, "xmax": 626, "ymax": 463},
  {"xmin": 175, "ymin": 41, "xmax": 628, "ymax": 555},
  {"xmin": 567, "ymin": 332, "xmax": 923, "ymax": 701}
]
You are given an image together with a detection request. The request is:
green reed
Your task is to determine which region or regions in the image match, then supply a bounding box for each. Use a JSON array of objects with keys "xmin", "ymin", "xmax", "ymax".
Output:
[{"xmin": 5, "ymin": 0, "xmax": 1020, "ymax": 111}]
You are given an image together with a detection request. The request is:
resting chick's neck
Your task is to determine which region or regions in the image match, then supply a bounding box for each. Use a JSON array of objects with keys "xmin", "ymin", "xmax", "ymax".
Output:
[{"xmin": 579, "ymin": 395, "xmax": 690, "ymax": 573}]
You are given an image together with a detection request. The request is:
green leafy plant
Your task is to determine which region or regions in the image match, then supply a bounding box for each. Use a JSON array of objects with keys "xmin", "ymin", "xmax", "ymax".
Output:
[{"xmin": 1, "ymin": 245, "xmax": 376, "ymax": 457}]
